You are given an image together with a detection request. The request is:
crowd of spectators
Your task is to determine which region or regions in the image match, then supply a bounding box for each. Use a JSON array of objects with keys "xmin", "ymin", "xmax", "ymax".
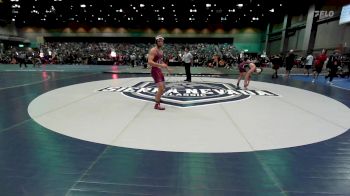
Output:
[
  {"xmin": 0, "ymin": 42, "xmax": 245, "ymax": 67},
  {"xmin": 1, "ymin": 42, "xmax": 348, "ymax": 82},
  {"xmin": 5, "ymin": 42, "xmax": 344, "ymax": 72}
]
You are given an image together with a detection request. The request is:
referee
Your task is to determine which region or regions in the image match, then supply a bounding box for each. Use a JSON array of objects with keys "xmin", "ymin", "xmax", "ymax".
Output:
[{"xmin": 182, "ymin": 47, "xmax": 193, "ymax": 82}]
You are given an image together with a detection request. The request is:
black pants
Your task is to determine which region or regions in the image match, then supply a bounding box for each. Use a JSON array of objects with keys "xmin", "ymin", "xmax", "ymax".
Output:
[
  {"xmin": 184, "ymin": 63, "xmax": 191, "ymax": 81},
  {"xmin": 18, "ymin": 59, "xmax": 27, "ymax": 68},
  {"xmin": 329, "ymin": 68, "xmax": 337, "ymax": 82},
  {"xmin": 272, "ymin": 69, "xmax": 278, "ymax": 78}
]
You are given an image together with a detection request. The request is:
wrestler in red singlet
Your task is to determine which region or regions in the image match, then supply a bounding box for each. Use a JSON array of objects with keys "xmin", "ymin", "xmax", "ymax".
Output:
[{"xmin": 148, "ymin": 35, "xmax": 172, "ymax": 110}]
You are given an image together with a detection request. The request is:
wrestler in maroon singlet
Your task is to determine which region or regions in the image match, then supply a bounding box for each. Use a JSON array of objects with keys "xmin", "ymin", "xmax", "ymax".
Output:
[
  {"xmin": 148, "ymin": 35, "xmax": 172, "ymax": 110},
  {"xmin": 151, "ymin": 50, "xmax": 165, "ymax": 84},
  {"xmin": 236, "ymin": 58, "xmax": 258, "ymax": 89}
]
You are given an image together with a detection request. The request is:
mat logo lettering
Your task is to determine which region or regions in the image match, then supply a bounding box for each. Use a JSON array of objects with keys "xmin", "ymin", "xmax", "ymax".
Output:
[{"xmin": 98, "ymin": 81, "xmax": 279, "ymax": 107}]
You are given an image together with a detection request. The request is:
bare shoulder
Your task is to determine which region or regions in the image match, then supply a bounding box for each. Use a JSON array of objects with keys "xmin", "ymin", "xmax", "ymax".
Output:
[
  {"xmin": 149, "ymin": 47, "xmax": 157, "ymax": 54},
  {"xmin": 249, "ymin": 62, "xmax": 256, "ymax": 67}
]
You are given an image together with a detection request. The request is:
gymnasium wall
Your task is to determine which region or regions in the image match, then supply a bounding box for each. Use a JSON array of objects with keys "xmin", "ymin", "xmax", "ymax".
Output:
[{"xmin": 17, "ymin": 26, "xmax": 264, "ymax": 52}]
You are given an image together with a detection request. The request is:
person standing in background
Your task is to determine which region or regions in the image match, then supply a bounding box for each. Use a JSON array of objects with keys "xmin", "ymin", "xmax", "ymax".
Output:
[
  {"xmin": 285, "ymin": 49, "xmax": 295, "ymax": 78},
  {"xmin": 325, "ymin": 50, "xmax": 341, "ymax": 85},
  {"xmin": 271, "ymin": 54, "xmax": 282, "ymax": 78},
  {"xmin": 312, "ymin": 49, "xmax": 327, "ymax": 83},
  {"xmin": 182, "ymin": 47, "xmax": 193, "ymax": 82},
  {"xmin": 304, "ymin": 51, "xmax": 314, "ymax": 76}
]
